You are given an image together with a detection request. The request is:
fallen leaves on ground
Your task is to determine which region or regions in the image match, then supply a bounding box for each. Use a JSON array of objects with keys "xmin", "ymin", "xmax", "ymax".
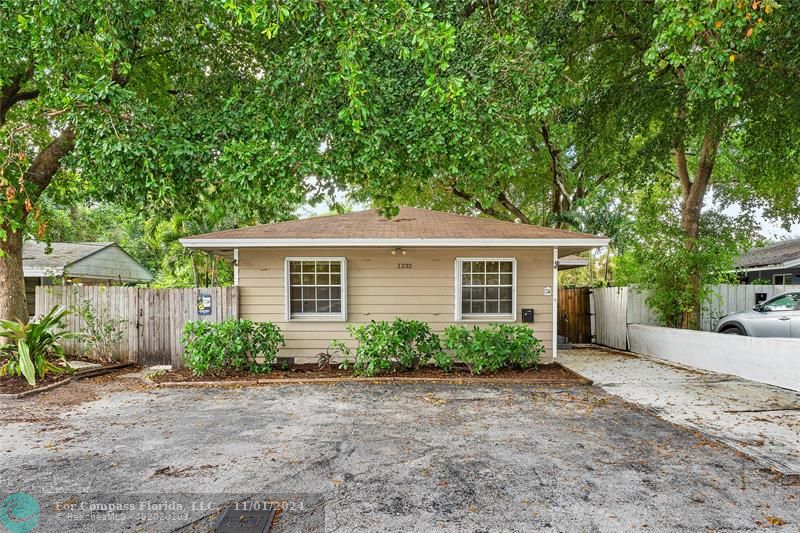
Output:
[
  {"xmin": 151, "ymin": 464, "xmax": 217, "ymax": 478},
  {"xmin": 765, "ymin": 515, "xmax": 784, "ymax": 526},
  {"xmin": 420, "ymin": 394, "xmax": 449, "ymax": 405}
]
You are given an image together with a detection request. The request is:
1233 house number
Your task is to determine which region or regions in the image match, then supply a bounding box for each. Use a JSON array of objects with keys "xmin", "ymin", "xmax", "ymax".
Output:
[{"xmin": 397, "ymin": 263, "xmax": 412, "ymax": 269}]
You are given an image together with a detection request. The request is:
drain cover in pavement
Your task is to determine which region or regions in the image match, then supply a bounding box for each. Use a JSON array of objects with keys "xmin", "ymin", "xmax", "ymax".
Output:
[{"xmin": 213, "ymin": 505, "xmax": 276, "ymax": 533}]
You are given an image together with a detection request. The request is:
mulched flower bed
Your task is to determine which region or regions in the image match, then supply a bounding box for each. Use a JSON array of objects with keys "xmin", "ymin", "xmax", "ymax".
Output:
[
  {"xmin": 149, "ymin": 363, "xmax": 589, "ymax": 384},
  {"xmin": 0, "ymin": 361, "xmax": 135, "ymax": 396},
  {"xmin": 0, "ymin": 372, "xmax": 71, "ymax": 395}
]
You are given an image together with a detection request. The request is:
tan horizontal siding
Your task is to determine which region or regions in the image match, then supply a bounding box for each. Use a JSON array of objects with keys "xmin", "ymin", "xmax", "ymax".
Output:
[
  {"xmin": 241, "ymin": 313, "xmax": 554, "ymax": 326},
  {"xmin": 241, "ymin": 301, "xmax": 555, "ymax": 313},
  {"xmin": 279, "ymin": 326, "xmax": 555, "ymax": 343},
  {"xmin": 238, "ymin": 247, "xmax": 555, "ymax": 363}
]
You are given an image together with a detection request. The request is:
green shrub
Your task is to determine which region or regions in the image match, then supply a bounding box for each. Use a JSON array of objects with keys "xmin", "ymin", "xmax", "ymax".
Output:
[
  {"xmin": 73, "ymin": 300, "xmax": 125, "ymax": 363},
  {"xmin": 0, "ymin": 306, "xmax": 76, "ymax": 386},
  {"xmin": 335, "ymin": 318, "xmax": 449, "ymax": 376},
  {"xmin": 182, "ymin": 319, "xmax": 285, "ymax": 375},
  {"xmin": 442, "ymin": 324, "xmax": 544, "ymax": 374}
]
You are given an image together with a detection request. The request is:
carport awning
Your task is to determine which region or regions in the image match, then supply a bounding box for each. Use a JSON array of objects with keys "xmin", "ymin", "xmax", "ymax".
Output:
[{"xmin": 558, "ymin": 255, "xmax": 588, "ymax": 270}]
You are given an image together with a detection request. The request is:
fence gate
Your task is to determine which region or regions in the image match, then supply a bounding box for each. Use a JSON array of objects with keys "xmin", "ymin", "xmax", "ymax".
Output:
[
  {"xmin": 558, "ymin": 287, "xmax": 592, "ymax": 343},
  {"xmin": 35, "ymin": 286, "xmax": 239, "ymax": 368}
]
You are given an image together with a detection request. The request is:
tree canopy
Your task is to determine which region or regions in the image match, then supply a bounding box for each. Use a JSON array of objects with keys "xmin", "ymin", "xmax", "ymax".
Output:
[
  {"xmin": 2, "ymin": 0, "xmax": 800, "ymax": 325},
  {"xmin": 0, "ymin": 0, "xmax": 457, "ymax": 318}
]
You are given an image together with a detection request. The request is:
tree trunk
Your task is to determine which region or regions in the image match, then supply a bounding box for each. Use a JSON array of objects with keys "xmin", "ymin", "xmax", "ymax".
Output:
[
  {"xmin": 0, "ymin": 228, "xmax": 29, "ymax": 322},
  {"xmin": 674, "ymin": 118, "xmax": 725, "ymax": 329},
  {"xmin": 0, "ymin": 128, "xmax": 76, "ymax": 323},
  {"xmin": 191, "ymin": 256, "xmax": 199, "ymax": 288},
  {"xmin": 678, "ymin": 193, "xmax": 703, "ymax": 329}
]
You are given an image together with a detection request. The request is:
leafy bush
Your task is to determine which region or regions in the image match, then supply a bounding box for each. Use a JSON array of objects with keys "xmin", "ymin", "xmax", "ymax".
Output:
[
  {"xmin": 442, "ymin": 324, "xmax": 544, "ymax": 374},
  {"xmin": 615, "ymin": 190, "xmax": 749, "ymax": 328},
  {"xmin": 335, "ymin": 318, "xmax": 449, "ymax": 377},
  {"xmin": 73, "ymin": 300, "xmax": 125, "ymax": 363},
  {"xmin": 317, "ymin": 339, "xmax": 351, "ymax": 371},
  {"xmin": 182, "ymin": 319, "xmax": 285, "ymax": 375},
  {"xmin": 0, "ymin": 306, "xmax": 76, "ymax": 386}
]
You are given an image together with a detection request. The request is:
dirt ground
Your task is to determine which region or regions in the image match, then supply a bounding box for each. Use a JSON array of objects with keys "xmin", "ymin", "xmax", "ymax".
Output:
[
  {"xmin": 149, "ymin": 362, "xmax": 581, "ymax": 383},
  {"xmin": 1, "ymin": 378, "xmax": 799, "ymax": 532},
  {"xmin": 560, "ymin": 347, "xmax": 800, "ymax": 476}
]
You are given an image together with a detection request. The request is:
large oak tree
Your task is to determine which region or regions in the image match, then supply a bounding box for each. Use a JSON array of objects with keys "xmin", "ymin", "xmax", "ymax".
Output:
[
  {"xmin": 5, "ymin": 0, "xmax": 800, "ymax": 330},
  {"xmin": 0, "ymin": 0, "xmax": 453, "ymax": 321},
  {"xmin": 568, "ymin": 0, "xmax": 800, "ymax": 326}
]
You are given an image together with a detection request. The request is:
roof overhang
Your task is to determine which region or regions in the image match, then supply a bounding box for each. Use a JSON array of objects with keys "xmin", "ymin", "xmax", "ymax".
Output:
[
  {"xmin": 180, "ymin": 237, "xmax": 610, "ymax": 249},
  {"xmin": 23, "ymin": 267, "xmax": 65, "ymax": 278},
  {"xmin": 558, "ymin": 257, "xmax": 589, "ymax": 271},
  {"xmin": 736, "ymin": 258, "xmax": 800, "ymax": 273}
]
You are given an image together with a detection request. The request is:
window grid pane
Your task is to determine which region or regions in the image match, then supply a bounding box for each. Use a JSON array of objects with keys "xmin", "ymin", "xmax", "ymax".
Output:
[
  {"xmin": 289, "ymin": 260, "xmax": 343, "ymax": 316},
  {"xmin": 461, "ymin": 260, "xmax": 513, "ymax": 316}
]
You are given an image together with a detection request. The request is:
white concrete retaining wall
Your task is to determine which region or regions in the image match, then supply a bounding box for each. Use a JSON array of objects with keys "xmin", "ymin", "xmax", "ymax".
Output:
[{"xmin": 628, "ymin": 324, "xmax": 800, "ymax": 392}]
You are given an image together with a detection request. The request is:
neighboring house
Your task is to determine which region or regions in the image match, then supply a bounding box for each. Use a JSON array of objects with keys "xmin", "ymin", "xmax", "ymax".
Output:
[
  {"xmin": 181, "ymin": 207, "xmax": 607, "ymax": 362},
  {"xmin": 735, "ymin": 239, "xmax": 800, "ymax": 285},
  {"xmin": 23, "ymin": 242, "xmax": 153, "ymax": 315}
]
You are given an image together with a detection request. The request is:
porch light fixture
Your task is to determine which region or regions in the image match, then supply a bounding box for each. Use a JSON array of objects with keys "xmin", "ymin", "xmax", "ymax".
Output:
[{"xmin": 391, "ymin": 247, "xmax": 407, "ymax": 256}]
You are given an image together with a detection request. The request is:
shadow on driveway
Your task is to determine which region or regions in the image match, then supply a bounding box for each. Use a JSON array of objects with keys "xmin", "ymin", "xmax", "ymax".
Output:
[
  {"xmin": 1, "ymin": 379, "xmax": 799, "ymax": 531},
  {"xmin": 560, "ymin": 346, "xmax": 800, "ymax": 478}
]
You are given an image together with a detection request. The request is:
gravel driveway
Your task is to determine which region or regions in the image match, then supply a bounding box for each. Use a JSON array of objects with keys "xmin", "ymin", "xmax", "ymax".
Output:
[
  {"xmin": 560, "ymin": 347, "xmax": 800, "ymax": 476},
  {"xmin": 1, "ymin": 379, "xmax": 798, "ymax": 532}
]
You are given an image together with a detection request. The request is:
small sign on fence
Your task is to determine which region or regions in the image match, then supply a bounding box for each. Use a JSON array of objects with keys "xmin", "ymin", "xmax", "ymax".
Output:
[
  {"xmin": 197, "ymin": 293, "xmax": 212, "ymax": 316},
  {"xmin": 35, "ymin": 286, "xmax": 238, "ymax": 368}
]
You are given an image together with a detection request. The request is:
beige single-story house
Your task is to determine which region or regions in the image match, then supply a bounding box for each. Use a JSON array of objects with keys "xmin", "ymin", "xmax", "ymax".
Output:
[
  {"xmin": 181, "ymin": 208, "xmax": 607, "ymax": 362},
  {"xmin": 23, "ymin": 241, "xmax": 153, "ymax": 316}
]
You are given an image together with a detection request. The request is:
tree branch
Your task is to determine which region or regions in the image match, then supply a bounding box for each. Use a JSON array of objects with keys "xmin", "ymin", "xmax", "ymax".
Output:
[
  {"xmin": 694, "ymin": 118, "xmax": 726, "ymax": 194},
  {"xmin": 22, "ymin": 127, "xmax": 76, "ymax": 212},
  {"xmin": 450, "ymin": 182, "xmax": 511, "ymax": 221},
  {"xmin": 463, "ymin": 0, "xmax": 496, "ymax": 19},
  {"xmin": 496, "ymin": 191, "xmax": 531, "ymax": 224},
  {"xmin": 673, "ymin": 102, "xmax": 692, "ymax": 198},
  {"xmin": 540, "ymin": 121, "xmax": 571, "ymax": 213},
  {"xmin": 0, "ymin": 66, "xmax": 38, "ymax": 126}
]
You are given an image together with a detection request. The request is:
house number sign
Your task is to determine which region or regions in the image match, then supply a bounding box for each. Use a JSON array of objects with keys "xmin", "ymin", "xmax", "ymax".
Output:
[{"xmin": 397, "ymin": 263, "xmax": 412, "ymax": 269}]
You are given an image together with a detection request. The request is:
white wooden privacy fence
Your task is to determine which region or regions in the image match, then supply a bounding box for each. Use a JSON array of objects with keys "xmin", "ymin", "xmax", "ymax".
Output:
[
  {"xmin": 593, "ymin": 284, "xmax": 800, "ymax": 350},
  {"xmin": 35, "ymin": 286, "xmax": 239, "ymax": 367},
  {"xmin": 592, "ymin": 287, "xmax": 630, "ymax": 351}
]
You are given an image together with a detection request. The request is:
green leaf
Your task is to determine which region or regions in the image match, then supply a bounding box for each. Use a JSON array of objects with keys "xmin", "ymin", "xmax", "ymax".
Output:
[{"xmin": 18, "ymin": 340, "xmax": 35, "ymax": 386}]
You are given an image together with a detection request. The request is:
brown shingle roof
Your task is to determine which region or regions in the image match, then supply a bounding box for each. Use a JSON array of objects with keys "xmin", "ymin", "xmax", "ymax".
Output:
[{"xmin": 186, "ymin": 207, "xmax": 603, "ymax": 241}]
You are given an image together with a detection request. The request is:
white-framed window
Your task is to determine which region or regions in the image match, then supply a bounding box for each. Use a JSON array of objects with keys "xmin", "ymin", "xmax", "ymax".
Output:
[
  {"xmin": 455, "ymin": 258, "xmax": 516, "ymax": 321},
  {"xmin": 773, "ymin": 273, "xmax": 794, "ymax": 285},
  {"xmin": 285, "ymin": 257, "xmax": 347, "ymax": 321}
]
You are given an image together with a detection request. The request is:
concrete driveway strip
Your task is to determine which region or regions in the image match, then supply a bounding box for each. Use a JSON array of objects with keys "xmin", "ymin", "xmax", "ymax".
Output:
[
  {"xmin": 560, "ymin": 347, "xmax": 800, "ymax": 477},
  {"xmin": 1, "ymin": 379, "xmax": 799, "ymax": 532}
]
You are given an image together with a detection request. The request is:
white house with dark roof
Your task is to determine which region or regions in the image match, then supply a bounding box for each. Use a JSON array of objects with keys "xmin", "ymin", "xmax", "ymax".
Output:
[{"xmin": 181, "ymin": 207, "xmax": 607, "ymax": 361}]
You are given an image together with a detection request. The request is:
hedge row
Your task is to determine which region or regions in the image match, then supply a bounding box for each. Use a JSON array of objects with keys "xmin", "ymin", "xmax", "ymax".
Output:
[{"xmin": 182, "ymin": 318, "xmax": 544, "ymax": 376}]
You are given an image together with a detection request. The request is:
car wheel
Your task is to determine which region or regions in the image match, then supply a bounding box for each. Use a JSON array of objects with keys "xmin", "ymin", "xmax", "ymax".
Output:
[{"xmin": 721, "ymin": 326, "xmax": 744, "ymax": 335}]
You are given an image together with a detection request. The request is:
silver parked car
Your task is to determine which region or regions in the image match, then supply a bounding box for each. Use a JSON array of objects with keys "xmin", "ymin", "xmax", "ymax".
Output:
[{"xmin": 716, "ymin": 291, "xmax": 800, "ymax": 337}]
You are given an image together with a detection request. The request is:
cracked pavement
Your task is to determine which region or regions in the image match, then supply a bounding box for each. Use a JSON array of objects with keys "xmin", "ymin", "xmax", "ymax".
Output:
[
  {"xmin": 1, "ymin": 379, "xmax": 799, "ymax": 531},
  {"xmin": 560, "ymin": 347, "xmax": 800, "ymax": 477}
]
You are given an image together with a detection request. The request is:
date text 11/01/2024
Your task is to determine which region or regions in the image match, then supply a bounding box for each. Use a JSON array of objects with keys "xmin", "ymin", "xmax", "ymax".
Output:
[{"xmin": 54, "ymin": 499, "xmax": 307, "ymax": 513}]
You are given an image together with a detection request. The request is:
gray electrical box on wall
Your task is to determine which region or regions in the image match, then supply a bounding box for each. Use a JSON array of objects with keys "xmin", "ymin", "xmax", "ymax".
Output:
[{"xmin": 521, "ymin": 308, "xmax": 534, "ymax": 323}]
